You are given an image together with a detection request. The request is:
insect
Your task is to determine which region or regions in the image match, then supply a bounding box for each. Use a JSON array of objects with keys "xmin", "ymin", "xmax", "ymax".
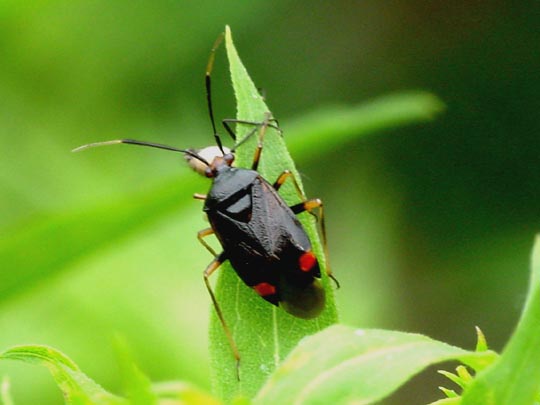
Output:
[{"xmin": 74, "ymin": 34, "xmax": 338, "ymax": 365}]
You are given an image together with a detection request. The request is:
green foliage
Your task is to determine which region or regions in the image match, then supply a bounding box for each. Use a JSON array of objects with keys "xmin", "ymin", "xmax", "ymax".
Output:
[
  {"xmin": 0, "ymin": 345, "xmax": 126, "ymax": 405},
  {"xmin": 0, "ymin": 26, "xmax": 444, "ymax": 402},
  {"xmin": 10, "ymin": 25, "xmax": 540, "ymax": 405},
  {"xmin": 0, "ymin": 344, "xmax": 220, "ymax": 405},
  {"xmin": 430, "ymin": 237, "xmax": 540, "ymax": 405},
  {"xmin": 460, "ymin": 236, "xmax": 540, "ymax": 405},
  {"xmin": 0, "ymin": 178, "xmax": 194, "ymax": 304},
  {"xmin": 432, "ymin": 328, "xmax": 493, "ymax": 404},
  {"xmin": 255, "ymin": 325, "xmax": 494, "ymax": 404}
]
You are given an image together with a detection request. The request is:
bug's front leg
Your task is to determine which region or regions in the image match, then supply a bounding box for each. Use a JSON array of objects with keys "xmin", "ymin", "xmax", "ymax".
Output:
[
  {"xmin": 194, "ymin": 197, "xmax": 220, "ymax": 257},
  {"xmin": 222, "ymin": 117, "xmax": 281, "ymax": 144},
  {"xmin": 197, "ymin": 228, "xmax": 218, "ymax": 257}
]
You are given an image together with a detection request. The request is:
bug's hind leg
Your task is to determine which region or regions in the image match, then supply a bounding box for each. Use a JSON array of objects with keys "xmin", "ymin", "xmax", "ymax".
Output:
[
  {"xmin": 203, "ymin": 252, "xmax": 241, "ymax": 379},
  {"xmin": 290, "ymin": 199, "xmax": 339, "ymax": 288},
  {"xmin": 273, "ymin": 170, "xmax": 340, "ymax": 288}
]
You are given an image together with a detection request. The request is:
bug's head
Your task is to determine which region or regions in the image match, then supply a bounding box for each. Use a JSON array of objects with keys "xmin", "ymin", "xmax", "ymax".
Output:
[{"xmin": 185, "ymin": 145, "xmax": 235, "ymax": 179}]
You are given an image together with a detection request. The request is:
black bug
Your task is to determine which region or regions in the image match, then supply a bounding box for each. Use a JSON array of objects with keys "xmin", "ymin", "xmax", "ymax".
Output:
[{"xmin": 74, "ymin": 34, "xmax": 338, "ymax": 364}]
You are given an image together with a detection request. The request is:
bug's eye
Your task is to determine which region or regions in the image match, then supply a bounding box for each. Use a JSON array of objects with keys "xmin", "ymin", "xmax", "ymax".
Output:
[
  {"xmin": 224, "ymin": 153, "xmax": 235, "ymax": 165},
  {"xmin": 205, "ymin": 166, "xmax": 214, "ymax": 178}
]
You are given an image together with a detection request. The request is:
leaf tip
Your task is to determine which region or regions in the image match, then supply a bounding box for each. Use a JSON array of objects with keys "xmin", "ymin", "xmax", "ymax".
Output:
[
  {"xmin": 411, "ymin": 91, "xmax": 446, "ymax": 120},
  {"xmin": 474, "ymin": 326, "xmax": 488, "ymax": 352}
]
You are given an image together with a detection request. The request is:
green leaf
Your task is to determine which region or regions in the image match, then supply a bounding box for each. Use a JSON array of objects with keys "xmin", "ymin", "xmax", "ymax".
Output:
[
  {"xmin": 0, "ymin": 345, "xmax": 126, "ymax": 405},
  {"xmin": 254, "ymin": 325, "xmax": 496, "ymax": 404},
  {"xmin": 461, "ymin": 235, "xmax": 540, "ymax": 405},
  {"xmin": 207, "ymin": 27, "xmax": 340, "ymax": 401},
  {"xmin": 474, "ymin": 326, "xmax": 489, "ymax": 353},
  {"xmin": 428, "ymin": 398, "xmax": 462, "ymax": 405},
  {"xmin": 437, "ymin": 385, "xmax": 460, "ymax": 398}
]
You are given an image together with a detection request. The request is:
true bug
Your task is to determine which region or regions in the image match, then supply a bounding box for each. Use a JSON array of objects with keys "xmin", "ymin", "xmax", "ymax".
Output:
[{"xmin": 74, "ymin": 34, "xmax": 338, "ymax": 364}]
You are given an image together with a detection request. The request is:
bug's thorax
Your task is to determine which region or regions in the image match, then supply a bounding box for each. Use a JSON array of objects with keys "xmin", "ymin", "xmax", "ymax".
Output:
[{"xmin": 204, "ymin": 164, "xmax": 259, "ymax": 211}]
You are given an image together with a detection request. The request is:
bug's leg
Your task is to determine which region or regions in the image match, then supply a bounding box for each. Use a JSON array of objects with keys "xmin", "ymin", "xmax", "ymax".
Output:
[
  {"xmin": 223, "ymin": 118, "xmax": 281, "ymax": 139},
  {"xmin": 193, "ymin": 193, "xmax": 207, "ymax": 201},
  {"xmin": 290, "ymin": 199, "xmax": 339, "ymax": 288},
  {"xmin": 203, "ymin": 252, "xmax": 241, "ymax": 378},
  {"xmin": 224, "ymin": 118, "xmax": 282, "ymax": 151},
  {"xmin": 222, "ymin": 119, "xmax": 237, "ymax": 141},
  {"xmin": 248, "ymin": 113, "xmax": 279, "ymax": 171},
  {"xmin": 197, "ymin": 228, "xmax": 218, "ymax": 257},
  {"xmin": 273, "ymin": 169, "xmax": 316, "ymax": 225},
  {"xmin": 273, "ymin": 169, "xmax": 306, "ymax": 198},
  {"xmin": 273, "ymin": 169, "xmax": 317, "ymax": 223},
  {"xmin": 275, "ymin": 169, "xmax": 339, "ymax": 289},
  {"xmin": 226, "ymin": 123, "xmax": 259, "ymax": 148}
]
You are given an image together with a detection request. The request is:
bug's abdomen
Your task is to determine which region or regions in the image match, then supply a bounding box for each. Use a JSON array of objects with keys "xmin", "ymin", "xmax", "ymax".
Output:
[
  {"xmin": 208, "ymin": 206, "xmax": 325, "ymax": 319},
  {"xmin": 205, "ymin": 172, "xmax": 325, "ymax": 319}
]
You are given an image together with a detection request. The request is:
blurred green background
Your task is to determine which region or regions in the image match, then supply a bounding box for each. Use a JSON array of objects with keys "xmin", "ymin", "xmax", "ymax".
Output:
[{"xmin": 1, "ymin": 1, "xmax": 539, "ymax": 404}]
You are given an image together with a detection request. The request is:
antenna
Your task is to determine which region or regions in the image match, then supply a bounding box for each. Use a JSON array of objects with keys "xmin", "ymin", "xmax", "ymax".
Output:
[
  {"xmin": 72, "ymin": 139, "xmax": 210, "ymax": 166},
  {"xmin": 205, "ymin": 33, "xmax": 225, "ymax": 155}
]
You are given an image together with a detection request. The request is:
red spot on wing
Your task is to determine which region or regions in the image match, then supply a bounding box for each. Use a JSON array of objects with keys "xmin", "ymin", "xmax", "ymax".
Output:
[
  {"xmin": 299, "ymin": 251, "xmax": 317, "ymax": 272},
  {"xmin": 253, "ymin": 282, "xmax": 276, "ymax": 297}
]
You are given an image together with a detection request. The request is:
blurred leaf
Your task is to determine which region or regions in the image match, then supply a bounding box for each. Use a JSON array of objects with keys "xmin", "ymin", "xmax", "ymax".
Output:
[
  {"xmin": 1, "ymin": 377, "xmax": 14, "ymax": 405},
  {"xmin": 113, "ymin": 336, "xmax": 156, "ymax": 405},
  {"xmin": 0, "ymin": 345, "xmax": 126, "ymax": 405},
  {"xmin": 461, "ymin": 235, "xmax": 540, "ymax": 405},
  {"xmin": 0, "ymin": 176, "xmax": 198, "ymax": 303},
  {"xmin": 151, "ymin": 381, "xmax": 221, "ymax": 405},
  {"xmin": 285, "ymin": 91, "xmax": 445, "ymax": 155},
  {"xmin": 254, "ymin": 325, "xmax": 495, "ymax": 405}
]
